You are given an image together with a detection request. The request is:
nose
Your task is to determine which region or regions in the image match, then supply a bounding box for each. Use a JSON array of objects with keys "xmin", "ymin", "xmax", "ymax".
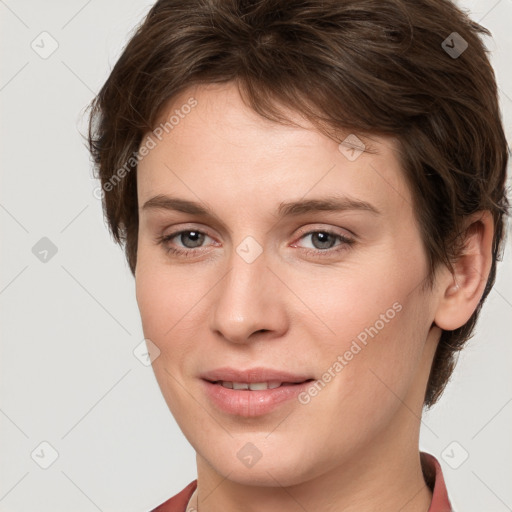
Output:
[{"xmin": 209, "ymin": 245, "xmax": 289, "ymax": 345}]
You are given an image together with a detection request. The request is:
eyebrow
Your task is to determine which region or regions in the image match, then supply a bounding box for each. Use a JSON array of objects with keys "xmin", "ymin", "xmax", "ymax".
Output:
[{"xmin": 141, "ymin": 194, "xmax": 380, "ymax": 217}]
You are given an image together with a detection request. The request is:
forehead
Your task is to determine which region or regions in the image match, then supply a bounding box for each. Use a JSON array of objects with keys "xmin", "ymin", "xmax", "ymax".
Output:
[
  {"xmin": 150, "ymin": 82, "xmax": 385, "ymax": 156},
  {"xmin": 137, "ymin": 82, "xmax": 410, "ymax": 219}
]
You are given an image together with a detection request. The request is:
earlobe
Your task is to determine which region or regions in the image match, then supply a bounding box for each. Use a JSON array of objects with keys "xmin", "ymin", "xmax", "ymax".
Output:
[{"xmin": 434, "ymin": 211, "xmax": 494, "ymax": 331}]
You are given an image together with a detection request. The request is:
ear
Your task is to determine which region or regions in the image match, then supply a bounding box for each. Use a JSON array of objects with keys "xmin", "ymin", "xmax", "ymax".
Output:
[{"xmin": 434, "ymin": 211, "xmax": 494, "ymax": 331}]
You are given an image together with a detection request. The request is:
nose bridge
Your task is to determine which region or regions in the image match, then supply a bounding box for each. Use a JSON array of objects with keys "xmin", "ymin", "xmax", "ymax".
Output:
[{"xmin": 210, "ymin": 239, "xmax": 285, "ymax": 343}]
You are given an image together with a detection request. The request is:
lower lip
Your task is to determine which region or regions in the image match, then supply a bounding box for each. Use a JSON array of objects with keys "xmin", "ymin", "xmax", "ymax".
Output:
[{"xmin": 201, "ymin": 379, "xmax": 314, "ymax": 417}]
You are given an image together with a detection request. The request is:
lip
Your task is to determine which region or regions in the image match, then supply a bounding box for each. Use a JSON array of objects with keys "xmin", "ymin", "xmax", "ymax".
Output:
[{"xmin": 199, "ymin": 366, "xmax": 316, "ymax": 417}]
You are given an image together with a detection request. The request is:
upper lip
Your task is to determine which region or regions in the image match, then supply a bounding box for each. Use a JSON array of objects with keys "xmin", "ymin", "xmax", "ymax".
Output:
[{"xmin": 200, "ymin": 367, "xmax": 314, "ymax": 384}]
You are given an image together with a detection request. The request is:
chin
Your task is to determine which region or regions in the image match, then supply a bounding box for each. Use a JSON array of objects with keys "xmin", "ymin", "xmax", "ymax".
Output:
[{"xmin": 197, "ymin": 438, "xmax": 323, "ymax": 487}]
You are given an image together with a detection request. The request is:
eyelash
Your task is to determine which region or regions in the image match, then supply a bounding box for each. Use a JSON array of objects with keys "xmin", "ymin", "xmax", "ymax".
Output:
[{"xmin": 155, "ymin": 228, "xmax": 355, "ymax": 259}]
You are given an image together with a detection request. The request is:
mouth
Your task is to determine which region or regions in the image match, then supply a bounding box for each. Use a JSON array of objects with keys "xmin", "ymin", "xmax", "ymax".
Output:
[
  {"xmin": 200, "ymin": 366, "xmax": 315, "ymax": 385},
  {"xmin": 199, "ymin": 367, "xmax": 317, "ymax": 416}
]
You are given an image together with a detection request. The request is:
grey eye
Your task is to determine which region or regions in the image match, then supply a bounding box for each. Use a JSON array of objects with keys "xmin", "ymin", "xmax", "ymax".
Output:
[{"xmin": 179, "ymin": 231, "xmax": 206, "ymax": 248}]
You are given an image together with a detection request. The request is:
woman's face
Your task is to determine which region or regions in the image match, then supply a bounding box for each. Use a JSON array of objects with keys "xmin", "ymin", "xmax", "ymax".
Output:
[{"xmin": 135, "ymin": 82, "xmax": 441, "ymax": 486}]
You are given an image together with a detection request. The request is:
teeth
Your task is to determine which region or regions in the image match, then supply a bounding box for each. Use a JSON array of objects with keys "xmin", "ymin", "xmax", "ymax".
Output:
[
  {"xmin": 249, "ymin": 382, "xmax": 269, "ymax": 390},
  {"xmin": 220, "ymin": 381, "xmax": 283, "ymax": 390}
]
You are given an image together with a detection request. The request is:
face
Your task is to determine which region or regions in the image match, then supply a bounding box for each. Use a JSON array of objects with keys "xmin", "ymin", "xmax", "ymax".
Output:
[{"xmin": 135, "ymin": 82, "xmax": 441, "ymax": 487}]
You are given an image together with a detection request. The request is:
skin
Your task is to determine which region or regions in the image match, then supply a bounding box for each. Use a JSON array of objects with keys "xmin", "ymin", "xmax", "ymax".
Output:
[{"xmin": 135, "ymin": 81, "xmax": 493, "ymax": 512}]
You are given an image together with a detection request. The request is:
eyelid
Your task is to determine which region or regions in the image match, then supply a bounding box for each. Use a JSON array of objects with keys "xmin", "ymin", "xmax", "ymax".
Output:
[
  {"xmin": 160, "ymin": 223, "xmax": 218, "ymax": 242},
  {"xmin": 292, "ymin": 224, "xmax": 356, "ymax": 242}
]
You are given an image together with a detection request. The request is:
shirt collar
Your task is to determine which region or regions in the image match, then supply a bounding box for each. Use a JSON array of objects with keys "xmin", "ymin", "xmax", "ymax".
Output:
[{"xmin": 421, "ymin": 452, "xmax": 453, "ymax": 512}]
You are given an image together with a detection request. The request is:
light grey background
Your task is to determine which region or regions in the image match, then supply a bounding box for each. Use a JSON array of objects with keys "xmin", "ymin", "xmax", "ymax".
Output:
[{"xmin": 0, "ymin": 1, "xmax": 510, "ymax": 511}]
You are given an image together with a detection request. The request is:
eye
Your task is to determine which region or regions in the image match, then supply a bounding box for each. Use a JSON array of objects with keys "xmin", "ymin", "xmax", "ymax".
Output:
[
  {"xmin": 292, "ymin": 229, "xmax": 355, "ymax": 256},
  {"xmin": 173, "ymin": 230, "xmax": 208, "ymax": 248},
  {"xmin": 156, "ymin": 229, "xmax": 216, "ymax": 257}
]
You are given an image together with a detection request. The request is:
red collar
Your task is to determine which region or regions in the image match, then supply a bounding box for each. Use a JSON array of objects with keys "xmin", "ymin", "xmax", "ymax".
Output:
[{"xmin": 423, "ymin": 452, "xmax": 453, "ymax": 511}]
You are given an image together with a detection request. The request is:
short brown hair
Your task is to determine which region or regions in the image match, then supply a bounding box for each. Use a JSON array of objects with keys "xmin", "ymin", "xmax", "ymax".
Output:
[{"xmin": 86, "ymin": 0, "xmax": 509, "ymax": 407}]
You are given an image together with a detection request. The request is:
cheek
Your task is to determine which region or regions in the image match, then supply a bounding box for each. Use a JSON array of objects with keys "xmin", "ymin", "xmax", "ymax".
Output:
[
  {"xmin": 134, "ymin": 245, "xmax": 221, "ymax": 384},
  {"xmin": 293, "ymin": 240, "xmax": 431, "ymax": 412},
  {"xmin": 135, "ymin": 252, "xmax": 203, "ymax": 421},
  {"xmin": 287, "ymin": 250, "xmax": 423, "ymax": 354},
  {"xmin": 135, "ymin": 262, "xmax": 169, "ymax": 341},
  {"xmin": 135, "ymin": 243, "xmax": 201, "ymax": 342},
  {"xmin": 285, "ymin": 279, "xmax": 430, "ymax": 465}
]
